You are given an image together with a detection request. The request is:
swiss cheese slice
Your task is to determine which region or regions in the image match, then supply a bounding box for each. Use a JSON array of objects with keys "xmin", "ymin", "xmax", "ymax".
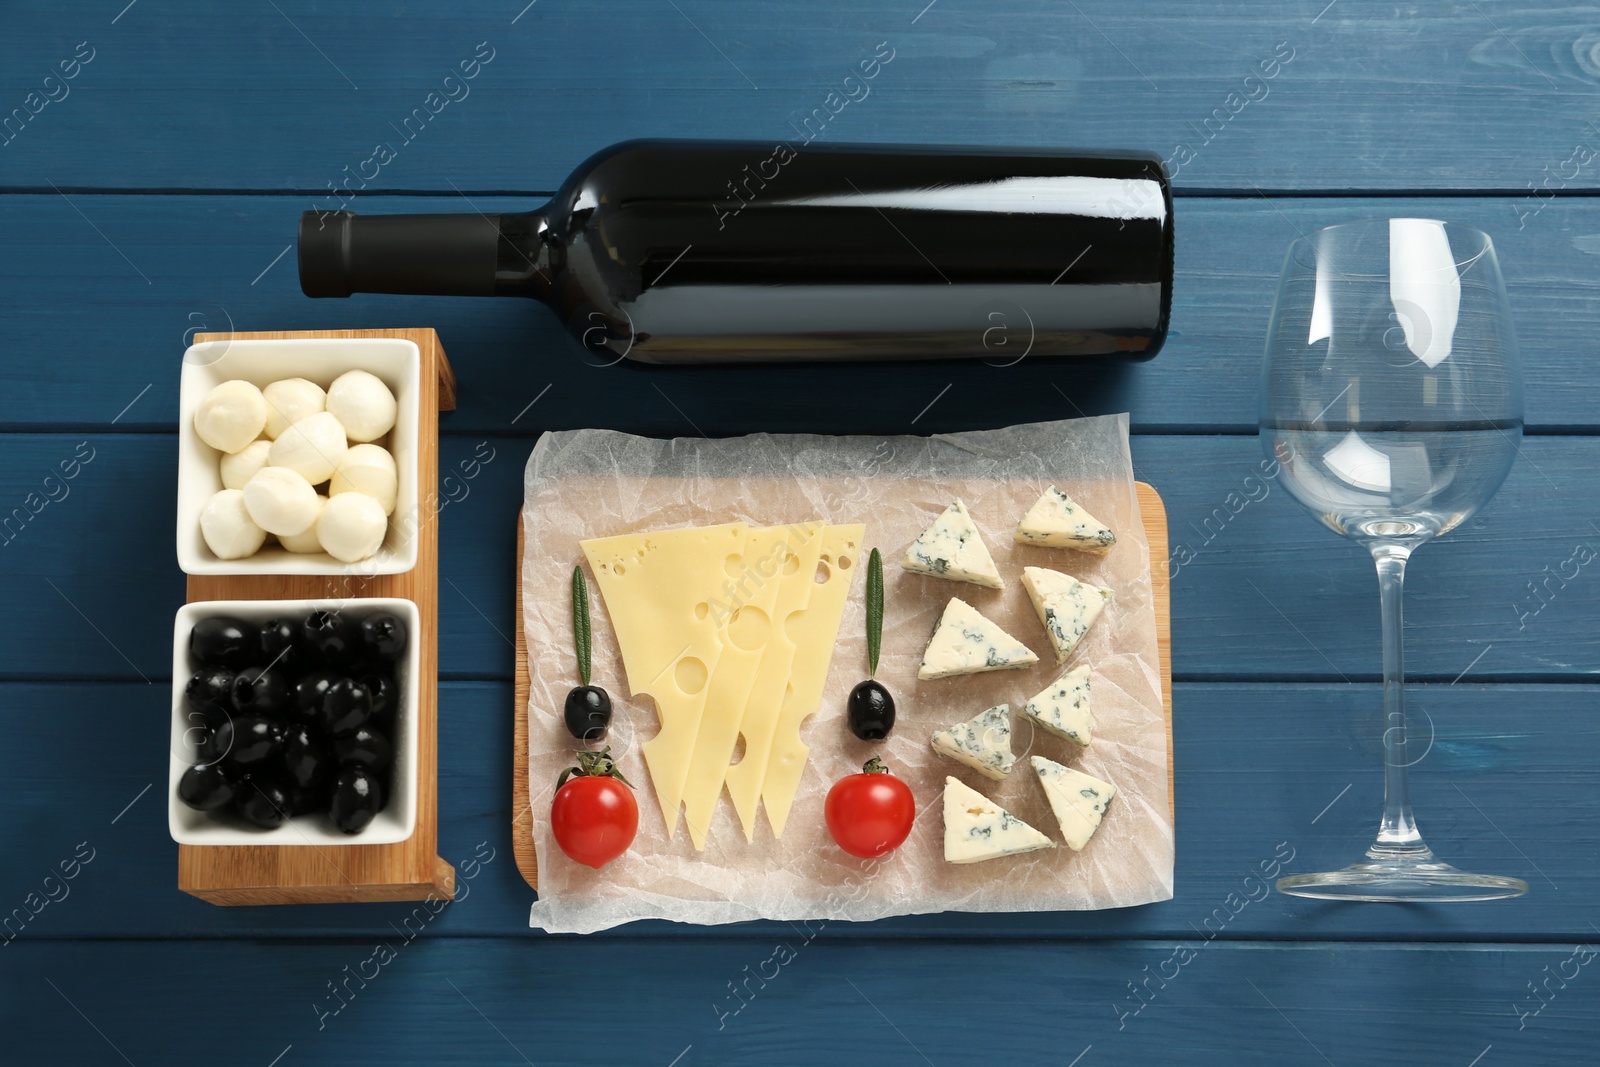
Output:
[
  {"xmin": 759, "ymin": 524, "xmax": 864, "ymax": 838},
  {"xmin": 679, "ymin": 525, "xmax": 800, "ymax": 850},
  {"xmin": 580, "ymin": 522, "xmax": 746, "ymax": 837},
  {"xmin": 723, "ymin": 522, "xmax": 826, "ymax": 842}
]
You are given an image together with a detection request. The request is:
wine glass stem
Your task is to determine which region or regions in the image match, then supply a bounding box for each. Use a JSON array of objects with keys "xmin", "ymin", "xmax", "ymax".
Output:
[{"xmin": 1372, "ymin": 545, "xmax": 1429, "ymax": 859}]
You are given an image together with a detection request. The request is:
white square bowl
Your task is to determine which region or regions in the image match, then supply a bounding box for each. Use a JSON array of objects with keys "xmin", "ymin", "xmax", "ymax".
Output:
[
  {"xmin": 177, "ymin": 337, "xmax": 421, "ymax": 576},
  {"xmin": 168, "ymin": 598, "xmax": 420, "ymax": 846}
]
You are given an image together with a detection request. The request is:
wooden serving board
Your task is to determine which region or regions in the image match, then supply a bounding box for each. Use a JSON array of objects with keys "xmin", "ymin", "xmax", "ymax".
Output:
[
  {"xmin": 179, "ymin": 328, "xmax": 458, "ymax": 906},
  {"xmin": 512, "ymin": 482, "xmax": 1172, "ymax": 892}
]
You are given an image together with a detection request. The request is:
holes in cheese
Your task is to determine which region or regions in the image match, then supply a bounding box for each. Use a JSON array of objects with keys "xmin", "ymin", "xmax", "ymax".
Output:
[
  {"xmin": 726, "ymin": 606, "xmax": 771, "ymax": 651},
  {"xmin": 580, "ymin": 522, "xmax": 745, "ymax": 837},
  {"xmin": 673, "ymin": 656, "xmax": 708, "ymax": 695},
  {"xmin": 681, "ymin": 525, "xmax": 800, "ymax": 849},
  {"xmin": 582, "ymin": 520, "xmax": 860, "ymax": 847}
]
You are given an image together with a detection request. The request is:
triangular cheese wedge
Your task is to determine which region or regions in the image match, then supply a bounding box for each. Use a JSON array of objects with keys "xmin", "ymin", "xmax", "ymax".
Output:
[
  {"xmin": 1021, "ymin": 665, "xmax": 1092, "ymax": 746},
  {"xmin": 943, "ymin": 777, "xmax": 1055, "ymax": 863},
  {"xmin": 930, "ymin": 704, "xmax": 1015, "ymax": 780},
  {"xmin": 1021, "ymin": 566, "xmax": 1112, "ymax": 664},
  {"xmin": 917, "ymin": 598, "xmax": 1039, "ymax": 680},
  {"xmin": 581, "ymin": 522, "xmax": 745, "ymax": 836},
  {"xmin": 902, "ymin": 499, "xmax": 1003, "ymax": 589},
  {"xmin": 1015, "ymin": 485, "xmax": 1116, "ymax": 552},
  {"xmin": 756, "ymin": 524, "xmax": 863, "ymax": 839},
  {"xmin": 1031, "ymin": 756, "xmax": 1116, "ymax": 851},
  {"xmin": 723, "ymin": 522, "xmax": 826, "ymax": 842}
]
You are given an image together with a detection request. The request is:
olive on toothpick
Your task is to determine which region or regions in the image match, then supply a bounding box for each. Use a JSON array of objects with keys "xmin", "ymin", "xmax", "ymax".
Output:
[
  {"xmin": 564, "ymin": 566, "xmax": 614, "ymax": 742},
  {"xmin": 847, "ymin": 548, "xmax": 896, "ymax": 740}
]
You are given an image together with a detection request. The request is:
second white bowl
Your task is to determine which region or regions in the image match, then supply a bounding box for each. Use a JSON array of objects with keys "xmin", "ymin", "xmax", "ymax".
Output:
[{"xmin": 168, "ymin": 598, "xmax": 421, "ymax": 847}]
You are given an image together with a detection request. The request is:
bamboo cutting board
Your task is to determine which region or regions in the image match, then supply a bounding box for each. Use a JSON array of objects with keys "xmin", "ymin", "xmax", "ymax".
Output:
[
  {"xmin": 179, "ymin": 328, "xmax": 457, "ymax": 906},
  {"xmin": 512, "ymin": 483, "xmax": 1172, "ymax": 891}
]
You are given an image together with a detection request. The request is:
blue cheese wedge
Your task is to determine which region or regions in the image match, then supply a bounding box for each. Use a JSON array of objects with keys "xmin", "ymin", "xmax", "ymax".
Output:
[
  {"xmin": 1021, "ymin": 566, "xmax": 1112, "ymax": 664},
  {"xmin": 943, "ymin": 776, "xmax": 1056, "ymax": 863},
  {"xmin": 902, "ymin": 499, "xmax": 1004, "ymax": 589},
  {"xmin": 1021, "ymin": 665, "xmax": 1093, "ymax": 746},
  {"xmin": 918, "ymin": 598, "xmax": 1040, "ymax": 680},
  {"xmin": 1015, "ymin": 485, "xmax": 1116, "ymax": 553},
  {"xmin": 930, "ymin": 704, "xmax": 1016, "ymax": 780},
  {"xmin": 1031, "ymin": 756, "xmax": 1116, "ymax": 851}
]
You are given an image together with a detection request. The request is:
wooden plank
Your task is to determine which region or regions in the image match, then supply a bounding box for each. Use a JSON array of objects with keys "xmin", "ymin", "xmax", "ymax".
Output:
[
  {"xmin": 1, "ymin": 194, "xmax": 1597, "ymax": 436},
  {"xmin": 3, "ymin": 938, "xmax": 1595, "ymax": 1064},
  {"xmin": 1, "ymin": 2, "xmax": 1595, "ymax": 192},
  {"xmin": 1, "ymin": 678, "xmax": 1592, "ymax": 940},
  {"xmin": 177, "ymin": 328, "xmax": 455, "ymax": 905},
  {"xmin": 6, "ymin": 433, "xmax": 1597, "ymax": 683},
  {"xmin": 513, "ymin": 483, "xmax": 1173, "ymax": 893}
]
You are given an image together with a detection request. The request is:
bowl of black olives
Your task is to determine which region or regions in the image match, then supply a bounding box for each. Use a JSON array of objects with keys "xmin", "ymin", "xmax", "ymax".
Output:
[{"xmin": 168, "ymin": 598, "xmax": 419, "ymax": 845}]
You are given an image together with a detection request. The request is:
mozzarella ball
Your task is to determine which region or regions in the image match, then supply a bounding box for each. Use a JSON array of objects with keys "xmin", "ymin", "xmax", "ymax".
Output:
[
  {"xmin": 316, "ymin": 491, "xmax": 388, "ymax": 563},
  {"xmin": 278, "ymin": 495, "xmax": 327, "ymax": 553},
  {"xmin": 326, "ymin": 370, "xmax": 397, "ymax": 442},
  {"xmin": 330, "ymin": 444, "xmax": 398, "ymax": 515},
  {"xmin": 267, "ymin": 411, "xmax": 347, "ymax": 484},
  {"xmin": 219, "ymin": 438, "xmax": 271, "ymax": 491},
  {"xmin": 194, "ymin": 380, "xmax": 268, "ymax": 453},
  {"xmin": 199, "ymin": 488, "xmax": 266, "ymax": 560},
  {"xmin": 242, "ymin": 466, "xmax": 320, "ymax": 536},
  {"xmin": 262, "ymin": 377, "xmax": 327, "ymax": 440}
]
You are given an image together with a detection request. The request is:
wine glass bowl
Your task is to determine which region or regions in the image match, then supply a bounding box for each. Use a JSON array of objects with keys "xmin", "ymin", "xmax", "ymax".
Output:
[{"xmin": 1261, "ymin": 219, "xmax": 1528, "ymax": 901}]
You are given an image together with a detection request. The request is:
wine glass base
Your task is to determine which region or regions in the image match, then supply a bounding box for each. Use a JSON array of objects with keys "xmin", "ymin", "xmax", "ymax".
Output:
[{"xmin": 1277, "ymin": 860, "xmax": 1528, "ymax": 902}]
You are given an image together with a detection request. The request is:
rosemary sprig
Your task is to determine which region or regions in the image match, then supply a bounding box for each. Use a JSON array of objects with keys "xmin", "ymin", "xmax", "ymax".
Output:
[{"xmin": 572, "ymin": 565, "xmax": 592, "ymax": 686}]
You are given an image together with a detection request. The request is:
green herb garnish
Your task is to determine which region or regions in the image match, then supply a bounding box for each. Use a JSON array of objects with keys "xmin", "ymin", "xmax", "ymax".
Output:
[
  {"xmin": 866, "ymin": 547, "xmax": 883, "ymax": 677},
  {"xmin": 572, "ymin": 565, "xmax": 592, "ymax": 686}
]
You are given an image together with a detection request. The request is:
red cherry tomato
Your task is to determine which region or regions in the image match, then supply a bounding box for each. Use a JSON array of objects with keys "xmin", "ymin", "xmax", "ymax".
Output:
[
  {"xmin": 551, "ymin": 749, "xmax": 639, "ymax": 869},
  {"xmin": 825, "ymin": 758, "xmax": 915, "ymax": 859}
]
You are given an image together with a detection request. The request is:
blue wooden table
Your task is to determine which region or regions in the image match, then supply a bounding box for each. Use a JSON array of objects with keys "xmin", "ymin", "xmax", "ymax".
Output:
[{"xmin": 4, "ymin": 2, "xmax": 1597, "ymax": 1062}]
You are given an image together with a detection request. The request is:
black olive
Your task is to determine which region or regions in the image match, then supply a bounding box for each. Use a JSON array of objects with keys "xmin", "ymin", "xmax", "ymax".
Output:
[
  {"xmin": 847, "ymin": 679, "xmax": 896, "ymax": 740},
  {"xmin": 184, "ymin": 667, "xmax": 235, "ymax": 718},
  {"xmin": 235, "ymin": 777, "xmax": 292, "ymax": 829},
  {"xmin": 193, "ymin": 716, "xmax": 235, "ymax": 766},
  {"xmin": 359, "ymin": 611, "xmax": 408, "ymax": 662},
  {"xmin": 258, "ymin": 617, "xmax": 301, "ymax": 674},
  {"xmin": 320, "ymin": 678, "xmax": 373, "ymax": 736},
  {"xmin": 294, "ymin": 670, "xmax": 339, "ymax": 720},
  {"xmin": 190, "ymin": 616, "xmax": 256, "ymax": 669},
  {"xmin": 231, "ymin": 666, "xmax": 292, "ymax": 718},
  {"xmin": 177, "ymin": 762, "xmax": 237, "ymax": 811},
  {"xmin": 329, "ymin": 765, "xmax": 385, "ymax": 834},
  {"xmin": 333, "ymin": 725, "xmax": 393, "ymax": 772},
  {"xmin": 563, "ymin": 685, "xmax": 613, "ymax": 741},
  {"xmin": 359, "ymin": 672, "xmax": 398, "ymax": 718},
  {"xmin": 281, "ymin": 724, "xmax": 335, "ymax": 794},
  {"xmin": 226, "ymin": 715, "xmax": 287, "ymax": 767},
  {"xmin": 301, "ymin": 610, "xmax": 356, "ymax": 666}
]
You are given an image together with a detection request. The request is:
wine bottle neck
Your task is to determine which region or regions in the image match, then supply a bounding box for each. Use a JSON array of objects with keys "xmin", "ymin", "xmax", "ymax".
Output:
[{"xmin": 298, "ymin": 209, "xmax": 549, "ymax": 299}]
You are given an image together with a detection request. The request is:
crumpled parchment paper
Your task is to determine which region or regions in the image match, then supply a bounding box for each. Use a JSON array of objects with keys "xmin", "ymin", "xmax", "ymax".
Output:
[{"xmin": 523, "ymin": 414, "xmax": 1172, "ymax": 934}]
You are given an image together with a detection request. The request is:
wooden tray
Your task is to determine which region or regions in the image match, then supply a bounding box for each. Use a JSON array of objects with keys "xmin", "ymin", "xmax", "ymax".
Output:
[
  {"xmin": 513, "ymin": 483, "xmax": 1172, "ymax": 891},
  {"xmin": 178, "ymin": 328, "xmax": 458, "ymax": 906}
]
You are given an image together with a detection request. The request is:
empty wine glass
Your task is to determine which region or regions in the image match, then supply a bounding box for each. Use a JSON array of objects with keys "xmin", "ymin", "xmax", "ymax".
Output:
[{"xmin": 1261, "ymin": 218, "xmax": 1528, "ymax": 901}]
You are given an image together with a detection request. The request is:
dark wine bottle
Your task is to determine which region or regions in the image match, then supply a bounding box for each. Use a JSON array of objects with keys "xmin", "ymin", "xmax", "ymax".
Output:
[{"xmin": 298, "ymin": 139, "xmax": 1173, "ymax": 364}]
